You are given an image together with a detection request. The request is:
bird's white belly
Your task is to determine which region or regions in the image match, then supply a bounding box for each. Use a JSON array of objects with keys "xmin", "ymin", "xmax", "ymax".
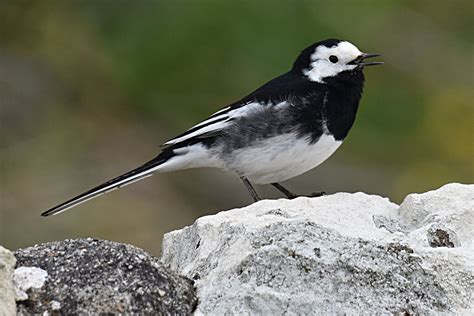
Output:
[{"xmin": 227, "ymin": 133, "xmax": 342, "ymax": 184}]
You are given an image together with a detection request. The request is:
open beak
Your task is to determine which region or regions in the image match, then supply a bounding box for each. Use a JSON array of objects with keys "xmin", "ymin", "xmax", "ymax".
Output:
[{"xmin": 349, "ymin": 53, "xmax": 383, "ymax": 67}]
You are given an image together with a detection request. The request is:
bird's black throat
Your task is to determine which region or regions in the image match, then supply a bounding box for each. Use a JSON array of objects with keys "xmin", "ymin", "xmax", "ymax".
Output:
[{"xmin": 321, "ymin": 69, "xmax": 365, "ymax": 140}]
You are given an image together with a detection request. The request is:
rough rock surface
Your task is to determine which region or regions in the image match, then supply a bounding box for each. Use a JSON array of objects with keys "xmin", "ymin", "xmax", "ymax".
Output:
[
  {"xmin": 0, "ymin": 246, "xmax": 17, "ymax": 316},
  {"xmin": 161, "ymin": 183, "xmax": 474, "ymax": 315},
  {"xmin": 13, "ymin": 266, "xmax": 48, "ymax": 301},
  {"xmin": 14, "ymin": 238, "xmax": 197, "ymax": 315}
]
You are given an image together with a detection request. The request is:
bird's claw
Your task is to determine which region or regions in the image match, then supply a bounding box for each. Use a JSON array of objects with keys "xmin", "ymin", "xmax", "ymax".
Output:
[{"xmin": 287, "ymin": 191, "xmax": 325, "ymax": 199}]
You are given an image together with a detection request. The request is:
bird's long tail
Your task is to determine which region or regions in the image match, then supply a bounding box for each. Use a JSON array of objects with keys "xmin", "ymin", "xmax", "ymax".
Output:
[{"xmin": 41, "ymin": 152, "xmax": 171, "ymax": 217}]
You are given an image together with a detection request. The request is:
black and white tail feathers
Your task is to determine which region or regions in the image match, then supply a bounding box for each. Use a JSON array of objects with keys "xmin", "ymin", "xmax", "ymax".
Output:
[{"xmin": 41, "ymin": 151, "xmax": 174, "ymax": 217}]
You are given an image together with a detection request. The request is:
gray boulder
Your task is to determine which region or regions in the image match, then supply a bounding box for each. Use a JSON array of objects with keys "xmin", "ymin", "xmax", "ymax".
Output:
[
  {"xmin": 14, "ymin": 238, "xmax": 197, "ymax": 315},
  {"xmin": 0, "ymin": 246, "xmax": 16, "ymax": 315},
  {"xmin": 161, "ymin": 183, "xmax": 474, "ymax": 315}
]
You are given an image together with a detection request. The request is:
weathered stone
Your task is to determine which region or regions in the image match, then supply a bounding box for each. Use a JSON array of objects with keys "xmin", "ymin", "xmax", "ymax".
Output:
[
  {"xmin": 161, "ymin": 183, "xmax": 474, "ymax": 315},
  {"xmin": 14, "ymin": 238, "xmax": 197, "ymax": 315},
  {"xmin": 0, "ymin": 246, "xmax": 16, "ymax": 316},
  {"xmin": 12, "ymin": 266, "xmax": 48, "ymax": 301}
]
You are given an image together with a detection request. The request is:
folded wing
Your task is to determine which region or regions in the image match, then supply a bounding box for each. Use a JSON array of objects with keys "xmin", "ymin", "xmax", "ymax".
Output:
[{"xmin": 161, "ymin": 101, "xmax": 273, "ymax": 147}]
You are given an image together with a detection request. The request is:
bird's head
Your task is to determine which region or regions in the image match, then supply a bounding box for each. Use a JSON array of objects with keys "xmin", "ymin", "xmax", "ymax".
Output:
[{"xmin": 293, "ymin": 39, "xmax": 383, "ymax": 83}]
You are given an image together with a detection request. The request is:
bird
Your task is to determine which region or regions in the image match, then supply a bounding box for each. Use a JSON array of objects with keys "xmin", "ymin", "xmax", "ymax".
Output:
[{"xmin": 41, "ymin": 38, "xmax": 382, "ymax": 217}]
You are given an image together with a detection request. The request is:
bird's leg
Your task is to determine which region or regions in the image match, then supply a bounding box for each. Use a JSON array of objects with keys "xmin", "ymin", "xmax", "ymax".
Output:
[
  {"xmin": 271, "ymin": 182, "xmax": 325, "ymax": 199},
  {"xmin": 271, "ymin": 183, "xmax": 297, "ymax": 199},
  {"xmin": 240, "ymin": 177, "xmax": 261, "ymax": 202}
]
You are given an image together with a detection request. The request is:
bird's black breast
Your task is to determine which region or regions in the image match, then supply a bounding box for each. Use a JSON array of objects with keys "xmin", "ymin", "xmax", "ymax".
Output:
[{"xmin": 323, "ymin": 70, "xmax": 365, "ymax": 140}]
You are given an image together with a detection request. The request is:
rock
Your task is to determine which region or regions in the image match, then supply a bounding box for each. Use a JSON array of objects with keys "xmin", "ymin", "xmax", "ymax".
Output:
[
  {"xmin": 14, "ymin": 238, "xmax": 197, "ymax": 315},
  {"xmin": 12, "ymin": 266, "xmax": 48, "ymax": 301},
  {"xmin": 398, "ymin": 182, "xmax": 472, "ymax": 250},
  {"xmin": 161, "ymin": 183, "xmax": 474, "ymax": 315},
  {"xmin": 0, "ymin": 246, "xmax": 17, "ymax": 316}
]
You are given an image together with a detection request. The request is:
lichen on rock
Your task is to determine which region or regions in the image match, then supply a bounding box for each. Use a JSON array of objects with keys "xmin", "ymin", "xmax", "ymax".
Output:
[{"xmin": 13, "ymin": 266, "xmax": 48, "ymax": 301}]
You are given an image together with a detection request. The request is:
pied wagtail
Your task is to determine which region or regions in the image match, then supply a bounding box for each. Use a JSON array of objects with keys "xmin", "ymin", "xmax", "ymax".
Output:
[{"xmin": 42, "ymin": 38, "xmax": 382, "ymax": 216}]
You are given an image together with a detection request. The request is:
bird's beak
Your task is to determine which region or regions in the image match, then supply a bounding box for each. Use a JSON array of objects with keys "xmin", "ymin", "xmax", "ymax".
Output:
[{"xmin": 349, "ymin": 53, "xmax": 383, "ymax": 67}]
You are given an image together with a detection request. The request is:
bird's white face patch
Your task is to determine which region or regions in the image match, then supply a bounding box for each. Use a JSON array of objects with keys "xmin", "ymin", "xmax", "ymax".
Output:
[{"xmin": 304, "ymin": 41, "xmax": 362, "ymax": 83}]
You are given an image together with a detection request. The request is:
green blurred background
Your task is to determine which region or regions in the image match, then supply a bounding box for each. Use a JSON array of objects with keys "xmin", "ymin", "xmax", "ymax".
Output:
[{"xmin": 1, "ymin": 0, "xmax": 473, "ymax": 255}]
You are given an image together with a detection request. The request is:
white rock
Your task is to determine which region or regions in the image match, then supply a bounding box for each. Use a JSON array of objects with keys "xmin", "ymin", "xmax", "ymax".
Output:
[
  {"xmin": 399, "ymin": 183, "xmax": 474, "ymax": 249},
  {"xmin": 161, "ymin": 183, "xmax": 474, "ymax": 315},
  {"xmin": 0, "ymin": 246, "xmax": 17, "ymax": 316},
  {"xmin": 13, "ymin": 266, "xmax": 48, "ymax": 301},
  {"xmin": 51, "ymin": 300, "xmax": 61, "ymax": 310}
]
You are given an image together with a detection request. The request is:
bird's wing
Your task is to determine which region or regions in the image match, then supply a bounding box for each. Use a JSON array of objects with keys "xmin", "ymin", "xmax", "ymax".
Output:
[
  {"xmin": 161, "ymin": 71, "xmax": 307, "ymax": 148},
  {"xmin": 161, "ymin": 101, "xmax": 272, "ymax": 147}
]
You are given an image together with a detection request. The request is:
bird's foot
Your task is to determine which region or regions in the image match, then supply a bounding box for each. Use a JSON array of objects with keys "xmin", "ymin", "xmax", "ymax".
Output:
[
  {"xmin": 270, "ymin": 183, "xmax": 325, "ymax": 200},
  {"xmin": 309, "ymin": 191, "xmax": 325, "ymax": 197},
  {"xmin": 286, "ymin": 191, "xmax": 325, "ymax": 199}
]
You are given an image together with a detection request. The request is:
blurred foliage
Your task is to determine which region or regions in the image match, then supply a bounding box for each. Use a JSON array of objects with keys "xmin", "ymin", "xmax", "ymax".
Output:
[{"xmin": 1, "ymin": 0, "xmax": 472, "ymax": 254}]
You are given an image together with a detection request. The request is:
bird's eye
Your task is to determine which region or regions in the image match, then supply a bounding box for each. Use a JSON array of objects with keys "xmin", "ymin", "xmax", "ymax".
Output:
[{"xmin": 329, "ymin": 55, "xmax": 339, "ymax": 63}]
